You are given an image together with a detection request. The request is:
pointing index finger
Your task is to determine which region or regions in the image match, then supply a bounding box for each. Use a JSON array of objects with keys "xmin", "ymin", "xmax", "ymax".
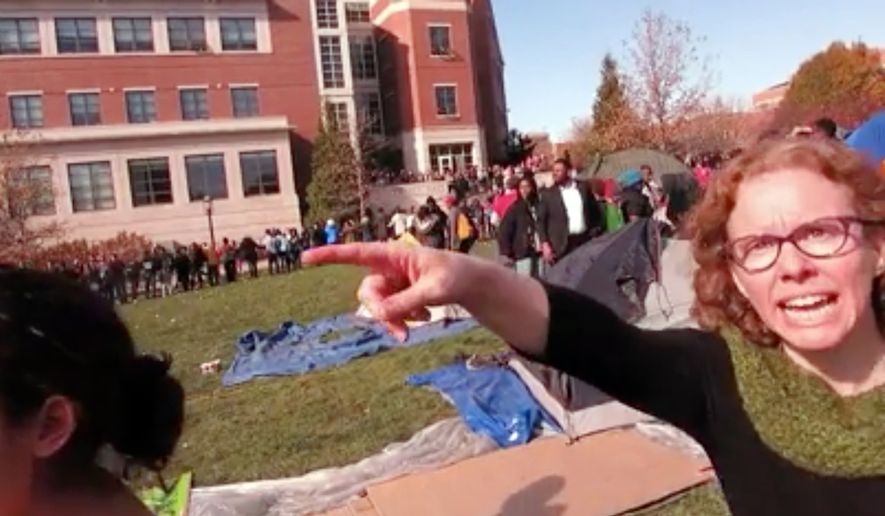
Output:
[{"xmin": 302, "ymin": 243, "xmax": 402, "ymax": 269}]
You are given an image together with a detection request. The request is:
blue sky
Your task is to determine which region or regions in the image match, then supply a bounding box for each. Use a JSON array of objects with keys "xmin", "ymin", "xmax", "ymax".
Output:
[{"xmin": 491, "ymin": 0, "xmax": 885, "ymax": 140}]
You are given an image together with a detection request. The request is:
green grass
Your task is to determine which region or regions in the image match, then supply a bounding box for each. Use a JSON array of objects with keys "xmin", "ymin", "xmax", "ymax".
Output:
[
  {"xmin": 122, "ymin": 240, "xmax": 726, "ymax": 514},
  {"xmin": 122, "ymin": 261, "xmax": 502, "ymax": 486}
]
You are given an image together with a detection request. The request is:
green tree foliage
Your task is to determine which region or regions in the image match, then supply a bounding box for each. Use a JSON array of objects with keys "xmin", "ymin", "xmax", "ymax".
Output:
[
  {"xmin": 305, "ymin": 111, "xmax": 361, "ymax": 225},
  {"xmin": 774, "ymin": 42, "xmax": 885, "ymax": 129}
]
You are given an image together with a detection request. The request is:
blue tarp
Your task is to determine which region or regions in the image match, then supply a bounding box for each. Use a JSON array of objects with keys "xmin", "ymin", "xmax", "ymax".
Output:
[
  {"xmin": 408, "ymin": 363, "xmax": 558, "ymax": 448},
  {"xmin": 847, "ymin": 110, "xmax": 885, "ymax": 165},
  {"xmin": 223, "ymin": 314, "xmax": 478, "ymax": 386}
]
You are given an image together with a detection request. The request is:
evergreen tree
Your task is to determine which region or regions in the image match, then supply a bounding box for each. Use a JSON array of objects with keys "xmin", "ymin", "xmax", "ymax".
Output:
[
  {"xmin": 305, "ymin": 109, "xmax": 361, "ymax": 225},
  {"xmin": 591, "ymin": 53, "xmax": 630, "ymax": 134},
  {"xmin": 582, "ymin": 53, "xmax": 642, "ymax": 155}
]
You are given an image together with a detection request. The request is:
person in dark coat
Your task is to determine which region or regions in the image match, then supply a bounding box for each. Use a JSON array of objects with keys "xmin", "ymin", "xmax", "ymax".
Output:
[
  {"xmin": 238, "ymin": 237, "xmax": 259, "ymax": 278},
  {"xmin": 172, "ymin": 247, "xmax": 192, "ymax": 292},
  {"xmin": 107, "ymin": 254, "xmax": 127, "ymax": 303},
  {"xmin": 498, "ymin": 176, "xmax": 542, "ymax": 277},
  {"xmin": 538, "ymin": 159, "xmax": 603, "ymax": 265}
]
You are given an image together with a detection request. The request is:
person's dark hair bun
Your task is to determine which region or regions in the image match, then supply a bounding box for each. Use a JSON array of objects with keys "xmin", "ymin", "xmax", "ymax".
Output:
[{"xmin": 110, "ymin": 354, "xmax": 184, "ymax": 470}]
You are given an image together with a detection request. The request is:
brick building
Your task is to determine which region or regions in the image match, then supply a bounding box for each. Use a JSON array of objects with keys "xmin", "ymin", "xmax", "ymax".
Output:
[{"xmin": 0, "ymin": 0, "xmax": 507, "ymax": 244}]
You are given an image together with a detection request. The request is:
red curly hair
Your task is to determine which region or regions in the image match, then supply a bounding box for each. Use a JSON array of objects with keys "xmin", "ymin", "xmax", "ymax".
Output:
[{"xmin": 689, "ymin": 138, "xmax": 885, "ymax": 346}]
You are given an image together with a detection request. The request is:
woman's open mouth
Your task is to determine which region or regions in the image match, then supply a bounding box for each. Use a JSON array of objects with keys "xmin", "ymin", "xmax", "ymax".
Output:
[{"xmin": 778, "ymin": 293, "xmax": 839, "ymax": 324}]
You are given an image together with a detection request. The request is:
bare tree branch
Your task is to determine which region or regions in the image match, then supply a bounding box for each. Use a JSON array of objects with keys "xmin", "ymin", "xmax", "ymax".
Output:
[{"xmin": 626, "ymin": 10, "xmax": 715, "ymax": 150}]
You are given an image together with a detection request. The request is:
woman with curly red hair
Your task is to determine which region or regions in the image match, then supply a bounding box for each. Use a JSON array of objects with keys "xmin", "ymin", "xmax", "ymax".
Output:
[{"xmin": 304, "ymin": 139, "xmax": 885, "ymax": 515}]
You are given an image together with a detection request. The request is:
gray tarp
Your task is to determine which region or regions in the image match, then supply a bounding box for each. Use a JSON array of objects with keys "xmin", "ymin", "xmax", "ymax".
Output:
[
  {"xmin": 514, "ymin": 234, "xmax": 702, "ymax": 449},
  {"xmin": 188, "ymin": 418, "xmax": 496, "ymax": 516}
]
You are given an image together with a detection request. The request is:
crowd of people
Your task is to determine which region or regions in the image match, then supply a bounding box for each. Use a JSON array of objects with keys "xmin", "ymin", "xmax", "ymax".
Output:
[{"xmin": 39, "ymin": 115, "xmax": 847, "ymax": 311}]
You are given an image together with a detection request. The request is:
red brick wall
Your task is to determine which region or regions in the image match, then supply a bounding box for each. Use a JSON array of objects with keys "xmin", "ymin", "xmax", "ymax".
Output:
[
  {"xmin": 0, "ymin": 0, "xmax": 320, "ymax": 137},
  {"xmin": 376, "ymin": 6, "xmax": 478, "ymax": 133}
]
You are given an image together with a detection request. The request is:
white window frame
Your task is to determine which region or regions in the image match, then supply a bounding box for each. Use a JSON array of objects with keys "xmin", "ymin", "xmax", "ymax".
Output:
[
  {"xmin": 428, "ymin": 23, "xmax": 452, "ymax": 57},
  {"xmin": 124, "ymin": 89, "xmax": 157, "ymax": 124},
  {"xmin": 316, "ymin": 0, "xmax": 340, "ymax": 29},
  {"xmin": 319, "ymin": 35, "xmax": 346, "ymax": 89},
  {"xmin": 350, "ymin": 35, "xmax": 378, "ymax": 81},
  {"xmin": 230, "ymin": 84, "xmax": 260, "ymax": 118},
  {"xmin": 433, "ymin": 83, "xmax": 459, "ymax": 118},
  {"xmin": 344, "ymin": 2, "xmax": 371, "ymax": 24}
]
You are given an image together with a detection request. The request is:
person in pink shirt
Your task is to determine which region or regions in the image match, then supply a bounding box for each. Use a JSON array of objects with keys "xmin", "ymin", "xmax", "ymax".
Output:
[{"xmin": 691, "ymin": 156, "xmax": 713, "ymax": 190}]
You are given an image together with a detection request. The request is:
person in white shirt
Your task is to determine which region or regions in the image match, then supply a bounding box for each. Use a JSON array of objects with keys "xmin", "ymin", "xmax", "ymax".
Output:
[
  {"xmin": 387, "ymin": 208, "xmax": 410, "ymax": 238},
  {"xmin": 538, "ymin": 159, "xmax": 603, "ymax": 265}
]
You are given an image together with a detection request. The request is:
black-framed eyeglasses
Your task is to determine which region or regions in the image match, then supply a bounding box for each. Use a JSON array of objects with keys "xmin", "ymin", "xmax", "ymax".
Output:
[{"xmin": 725, "ymin": 216, "xmax": 883, "ymax": 273}]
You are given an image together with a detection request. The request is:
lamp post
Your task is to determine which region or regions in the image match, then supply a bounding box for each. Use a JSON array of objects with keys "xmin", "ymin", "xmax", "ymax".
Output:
[{"xmin": 203, "ymin": 196, "xmax": 216, "ymax": 251}]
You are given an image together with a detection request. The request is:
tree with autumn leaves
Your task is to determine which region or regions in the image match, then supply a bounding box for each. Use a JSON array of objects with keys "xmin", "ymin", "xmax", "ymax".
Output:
[
  {"xmin": 0, "ymin": 133, "xmax": 63, "ymax": 265},
  {"xmin": 572, "ymin": 11, "xmax": 720, "ymax": 160},
  {"xmin": 773, "ymin": 42, "xmax": 885, "ymax": 131}
]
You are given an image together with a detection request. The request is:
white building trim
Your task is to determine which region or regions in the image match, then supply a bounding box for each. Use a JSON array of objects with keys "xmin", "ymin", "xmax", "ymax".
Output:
[
  {"xmin": 371, "ymin": 0, "xmax": 469, "ymax": 26},
  {"xmin": 0, "ymin": 2, "xmax": 272, "ymax": 59},
  {"xmin": 6, "ymin": 116, "xmax": 293, "ymax": 145}
]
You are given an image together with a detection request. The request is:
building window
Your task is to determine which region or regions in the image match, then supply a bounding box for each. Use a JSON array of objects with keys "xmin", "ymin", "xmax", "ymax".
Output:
[
  {"xmin": 125, "ymin": 91, "xmax": 156, "ymax": 124},
  {"xmin": 168, "ymin": 17, "xmax": 206, "ymax": 51},
  {"xmin": 9, "ymin": 94, "xmax": 43, "ymax": 129},
  {"xmin": 24, "ymin": 166, "xmax": 55, "ymax": 215},
  {"xmin": 68, "ymin": 162, "xmax": 115, "ymax": 212},
  {"xmin": 220, "ymin": 17, "xmax": 257, "ymax": 51},
  {"xmin": 320, "ymin": 36, "xmax": 345, "ymax": 89},
  {"xmin": 357, "ymin": 92, "xmax": 383, "ymax": 135},
  {"xmin": 316, "ymin": 0, "xmax": 339, "ymax": 29},
  {"xmin": 8, "ymin": 166, "xmax": 55, "ymax": 216},
  {"xmin": 55, "ymin": 18, "xmax": 99, "ymax": 54},
  {"xmin": 180, "ymin": 88, "xmax": 209, "ymax": 120},
  {"xmin": 231, "ymin": 87, "xmax": 259, "ymax": 118},
  {"xmin": 0, "ymin": 18, "xmax": 40, "ymax": 55},
  {"xmin": 434, "ymin": 85, "xmax": 457, "ymax": 116},
  {"xmin": 350, "ymin": 36, "xmax": 377, "ymax": 80},
  {"xmin": 429, "ymin": 25, "xmax": 451, "ymax": 56},
  {"xmin": 345, "ymin": 3, "xmax": 370, "ymax": 23},
  {"xmin": 128, "ymin": 158, "xmax": 173, "ymax": 207},
  {"xmin": 240, "ymin": 151, "xmax": 280, "ymax": 196},
  {"xmin": 326, "ymin": 102, "xmax": 349, "ymax": 134},
  {"xmin": 69, "ymin": 93, "xmax": 101, "ymax": 126},
  {"xmin": 429, "ymin": 143, "xmax": 473, "ymax": 173},
  {"xmin": 113, "ymin": 17, "xmax": 154, "ymax": 52},
  {"xmin": 185, "ymin": 154, "xmax": 227, "ymax": 201}
]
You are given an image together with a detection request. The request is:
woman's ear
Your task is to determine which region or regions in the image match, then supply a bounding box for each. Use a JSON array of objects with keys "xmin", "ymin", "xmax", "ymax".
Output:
[
  {"xmin": 31, "ymin": 396, "xmax": 77, "ymax": 460},
  {"xmin": 730, "ymin": 267, "xmax": 750, "ymax": 299}
]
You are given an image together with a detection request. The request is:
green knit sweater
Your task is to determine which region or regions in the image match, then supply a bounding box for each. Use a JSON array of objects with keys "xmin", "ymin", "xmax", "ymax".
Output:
[{"xmin": 643, "ymin": 327, "xmax": 885, "ymax": 515}]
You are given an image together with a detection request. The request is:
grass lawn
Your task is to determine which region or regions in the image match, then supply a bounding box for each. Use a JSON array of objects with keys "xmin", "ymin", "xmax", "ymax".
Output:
[
  {"xmin": 122, "ymin": 257, "xmax": 503, "ymax": 486},
  {"xmin": 121, "ymin": 241, "xmax": 721, "ymax": 515}
]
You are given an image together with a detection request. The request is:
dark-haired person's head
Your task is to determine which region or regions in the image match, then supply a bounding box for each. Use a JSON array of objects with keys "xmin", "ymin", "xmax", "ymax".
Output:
[
  {"xmin": 518, "ymin": 176, "xmax": 538, "ymax": 203},
  {"xmin": 813, "ymin": 117, "xmax": 838, "ymax": 140},
  {"xmin": 0, "ymin": 269, "xmax": 183, "ymax": 515},
  {"xmin": 552, "ymin": 159, "xmax": 571, "ymax": 186}
]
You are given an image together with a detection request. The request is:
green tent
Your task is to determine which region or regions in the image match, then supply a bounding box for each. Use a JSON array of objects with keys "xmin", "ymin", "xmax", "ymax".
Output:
[{"xmin": 581, "ymin": 148, "xmax": 689, "ymax": 180}]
